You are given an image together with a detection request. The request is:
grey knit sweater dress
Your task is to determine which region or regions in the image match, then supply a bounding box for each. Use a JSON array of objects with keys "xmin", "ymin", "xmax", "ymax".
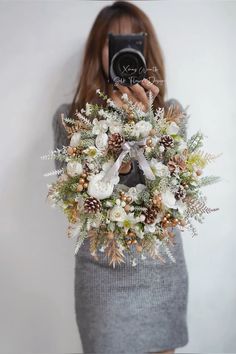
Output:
[{"xmin": 52, "ymin": 98, "xmax": 189, "ymax": 353}]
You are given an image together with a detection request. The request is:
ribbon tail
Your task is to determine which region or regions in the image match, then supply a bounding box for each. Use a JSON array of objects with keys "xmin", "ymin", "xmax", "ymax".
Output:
[
  {"xmin": 101, "ymin": 150, "xmax": 129, "ymax": 183},
  {"xmin": 136, "ymin": 149, "xmax": 156, "ymax": 180}
]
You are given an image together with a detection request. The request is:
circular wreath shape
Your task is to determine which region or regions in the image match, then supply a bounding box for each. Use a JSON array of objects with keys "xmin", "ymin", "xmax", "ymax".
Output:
[{"xmin": 43, "ymin": 89, "xmax": 220, "ymax": 268}]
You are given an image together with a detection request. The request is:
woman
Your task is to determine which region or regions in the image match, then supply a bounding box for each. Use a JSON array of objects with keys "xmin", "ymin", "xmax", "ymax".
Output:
[{"xmin": 52, "ymin": 1, "xmax": 189, "ymax": 353}]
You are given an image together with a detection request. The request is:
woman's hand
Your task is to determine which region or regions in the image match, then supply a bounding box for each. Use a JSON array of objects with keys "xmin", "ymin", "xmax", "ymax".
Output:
[
  {"xmin": 118, "ymin": 160, "xmax": 132, "ymax": 174},
  {"xmin": 112, "ymin": 78, "xmax": 160, "ymax": 112},
  {"xmin": 112, "ymin": 78, "xmax": 160, "ymax": 174}
]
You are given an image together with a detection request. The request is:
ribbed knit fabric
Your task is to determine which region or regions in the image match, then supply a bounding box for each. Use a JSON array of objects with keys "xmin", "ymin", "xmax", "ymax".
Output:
[{"xmin": 52, "ymin": 98, "xmax": 189, "ymax": 353}]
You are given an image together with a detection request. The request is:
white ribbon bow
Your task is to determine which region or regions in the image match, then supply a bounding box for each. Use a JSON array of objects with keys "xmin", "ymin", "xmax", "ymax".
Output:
[{"xmin": 101, "ymin": 137, "xmax": 156, "ymax": 183}]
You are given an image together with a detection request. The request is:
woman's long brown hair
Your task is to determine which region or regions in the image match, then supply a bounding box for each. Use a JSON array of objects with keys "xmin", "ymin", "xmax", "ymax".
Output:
[{"xmin": 68, "ymin": 1, "xmax": 167, "ymax": 119}]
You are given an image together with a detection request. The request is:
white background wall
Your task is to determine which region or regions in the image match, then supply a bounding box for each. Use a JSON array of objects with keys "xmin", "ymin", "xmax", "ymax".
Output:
[{"xmin": 0, "ymin": 1, "xmax": 235, "ymax": 353}]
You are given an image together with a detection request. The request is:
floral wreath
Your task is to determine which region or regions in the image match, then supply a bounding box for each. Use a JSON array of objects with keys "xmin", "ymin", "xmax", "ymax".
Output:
[{"xmin": 42, "ymin": 89, "xmax": 220, "ymax": 268}]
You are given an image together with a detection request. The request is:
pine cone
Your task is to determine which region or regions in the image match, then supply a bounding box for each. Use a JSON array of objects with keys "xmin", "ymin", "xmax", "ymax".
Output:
[
  {"xmin": 159, "ymin": 135, "xmax": 174, "ymax": 149},
  {"xmin": 108, "ymin": 133, "xmax": 124, "ymax": 152},
  {"xmin": 168, "ymin": 154, "xmax": 186, "ymax": 175},
  {"xmin": 84, "ymin": 197, "xmax": 102, "ymax": 213},
  {"xmin": 167, "ymin": 160, "xmax": 177, "ymax": 174},
  {"xmin": 143, "ymin": 206, "xmax": 158, "ymax": 224},
  {"xmin": 173, "ymin": 154, "xmax": 186, "ymax": 171},
  {"xmin": 175, "ymin": 185, "xmax": 186, "ymax": 200}
]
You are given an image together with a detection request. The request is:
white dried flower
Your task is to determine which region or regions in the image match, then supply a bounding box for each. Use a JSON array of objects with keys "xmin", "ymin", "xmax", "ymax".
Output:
[
  {"xmin": 166, "ymin": 121, "xmax": 179, "ymax": 135},
  {"xmin": 95, "ymin": 132, "xmax": 108, "ymax": 150},
  {"xmin": 133, "ymin": 120, "xmax": 152, "ymax": 138},
  {"xmin": 121, "ymin": 93, "xmax": 128, "ymax": 102},
  {"xmin": 70, "ymin": 132, "xmax": 81, "ymax": 147},
  {"xmin": 150, "ymin": 159, "xmax": 170, "ymax": 178},
  {"xmin": 66, "ymin": 161, "xmax": 83, "ymax": 177},
  {"xmin": 161, "ymin": 189, "xmax": 178, "ymax": 209},
  {"xmin": 92, "ymin": 118, "xmax": 109, "ymax": 135}
]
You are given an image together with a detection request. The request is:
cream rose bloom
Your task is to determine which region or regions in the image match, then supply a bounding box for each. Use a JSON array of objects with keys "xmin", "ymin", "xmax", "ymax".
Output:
[
  {"xmin": 87, "ymin": 171, "xmax": 119, "ymax": 200},
  {"xmin": 161, "ymin": 189, "xmax": 178, "ymax": 209},
  {"xmin": 109, "ymin": 205, "xmax": 126, "ymax": 222}
]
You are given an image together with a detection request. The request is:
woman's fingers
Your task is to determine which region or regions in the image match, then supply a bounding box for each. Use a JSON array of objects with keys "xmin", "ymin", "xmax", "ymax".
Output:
[
  {"xmin": 113, "ymin": 79, "xmax": 160, "ymax": 112},
  {"xmin": 140, "ymin": 78, "xmax": 160, "ymax": 98},
  {"xmin": 111, "ymin": 91, "xmax": 124, "ymax": 109},
  {"xmin": 114, "ymin": 83, "xmax": 139, "ymax": 105},
  {"xmin": 129, "ymin": 83, "xmax": 149, "ymax": 108}
]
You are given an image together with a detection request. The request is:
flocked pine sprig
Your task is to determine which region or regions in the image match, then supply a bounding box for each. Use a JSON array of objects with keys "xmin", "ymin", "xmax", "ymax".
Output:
[
  {"xmin": 40, "ymin": 151, "xmax": 56, "ymax": 160},
  {"xmin": 198, "ymin": 175, "xmax": 221, "ymax": 187},
  {"xmin": 75, "ymin": 228, "xmax": 88, "ymax": 254},
  {"xmin": 74, "ymin": 111, "xmax": 92, "ymax": 127},
  {"xmin": 40, "ymin": 146, "xmax": 67, "ymax": 161},
  {"xmin": 80, "ymin": 130, "xmax": 95, "ymax": 139},
  {"xmin": 187, "ymin": 131, "xmax": 204, "ymax": 152},
  {"xmin": 63, "ymin": 117, "xmax": 78, "ymax": 125},
  {"xmin": 44, "ymin": 168, "xmax": 64, "ymax": 177},
  {"xmin": 184, "ymin": 218, "xmax": 198, "ymax": 238}
]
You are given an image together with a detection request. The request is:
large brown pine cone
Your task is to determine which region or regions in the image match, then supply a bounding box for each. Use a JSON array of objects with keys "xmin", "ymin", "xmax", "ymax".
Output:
[
  {"xmin": 143, "ymin": 206, "xmax": 158, "ymax": 224},
  {"xmin": 108, "ymin": 133, "xmax": 124, "ymax": 152},
  {"xmin": 84, "ymin": 197, "xmax": 102, "ymax": 213},
  {"xmin": 159, "ymin": 135, "xmax": 174, "ymax": 149}
]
